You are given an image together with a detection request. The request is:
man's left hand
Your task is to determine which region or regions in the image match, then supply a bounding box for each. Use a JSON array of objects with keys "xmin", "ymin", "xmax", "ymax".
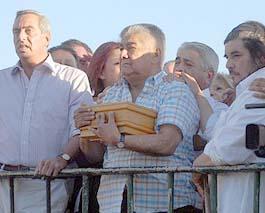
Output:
[{"xmin": 35, "ymin": 157, "xmax": 68, "ymax": 177}]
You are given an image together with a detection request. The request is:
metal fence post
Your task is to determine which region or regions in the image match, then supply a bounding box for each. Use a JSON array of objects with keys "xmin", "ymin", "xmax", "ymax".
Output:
[
  {"xmin": 82, "ymin": 175, "xmax": 90, "ymax": 213},
  {"xmin": 9, "ymin": 177, "xmax": 15, "ymax": 213},
  {"xmin": 209, "ymin": 174, "xmax": 217, "ymax": 213},
  {"xmin": 253, "ymin": 171, "xmax": 260, "ymax": 213},
  {"xmin": 168, "ymin": 172, "xmax": 174, "ymax": 213},
  {"xmin": 46, "ymin": 179, "xmax": 51, "ymax": 213},
  {"xmin": 127, "ymin": 174, "xmax": 134, "ymax": 213}
]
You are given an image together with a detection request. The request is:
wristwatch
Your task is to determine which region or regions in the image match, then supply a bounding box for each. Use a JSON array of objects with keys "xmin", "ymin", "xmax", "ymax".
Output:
[
  {"xmin": 58, "ymin": 153, "xmax": 71, "ymax": 162},
  {"xmin": 117, "ymin": 133, "xmax": 125, "ymax": 148}
]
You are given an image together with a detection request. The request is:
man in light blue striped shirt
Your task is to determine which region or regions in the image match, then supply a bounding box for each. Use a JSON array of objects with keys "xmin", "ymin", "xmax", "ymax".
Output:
[{"xmin": 76, "ymin": 23, "xmax": 201, "ymax": 213}]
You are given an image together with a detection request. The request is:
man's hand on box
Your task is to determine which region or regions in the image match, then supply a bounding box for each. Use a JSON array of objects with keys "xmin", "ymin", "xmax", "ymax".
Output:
[
  {"xmin": 74, "ymin": 106, "xmax": 95, "ymax": 128},
  {"xmin": 92, "ymin": 112, "xmax": 120, "ymax": 146}
]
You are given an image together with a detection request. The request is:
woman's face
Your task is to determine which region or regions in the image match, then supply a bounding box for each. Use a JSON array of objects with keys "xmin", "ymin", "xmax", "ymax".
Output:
[{"xmin": 101, "ymin": 48, "xmax": 121, "ymax": 88}]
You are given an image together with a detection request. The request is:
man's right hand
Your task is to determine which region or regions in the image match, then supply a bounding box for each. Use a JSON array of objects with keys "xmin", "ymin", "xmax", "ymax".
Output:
[{"xmin": 74, "ymin": 105, "xmax": 96, "ymax": 128}]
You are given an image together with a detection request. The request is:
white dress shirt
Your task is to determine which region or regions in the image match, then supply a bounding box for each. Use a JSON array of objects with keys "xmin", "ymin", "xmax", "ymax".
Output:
[
  {"xmin": 202, "ymin": 88, "xmax": 228, "ymax": 141},
  {"xmin": 204, "ymin": 67, "xmax": 265, "ymax": 213},
  {"xmin": 0, "ymin": 55, "xmax": 93, "ymax": 167}
]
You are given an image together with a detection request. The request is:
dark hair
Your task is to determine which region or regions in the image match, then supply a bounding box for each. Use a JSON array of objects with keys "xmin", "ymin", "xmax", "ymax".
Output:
[
  {"xmin": 48, "ymin": 45, "xmax": 78, "ymax": 65},
  {"xmin": 224, "ymin": 21, "xmax": 265, "ymax": 69},
  {"xmin": 61, "ymin": 39, "xmax": 93, "ymax": 55},
  {"xmin": 88, "ymin": 42, "xmax": 122, "ymax": 96}
]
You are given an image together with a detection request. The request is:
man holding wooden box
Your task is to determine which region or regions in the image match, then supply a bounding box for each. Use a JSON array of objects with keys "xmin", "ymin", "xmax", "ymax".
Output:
[{"xmin": 75, "ymin": 23, "xmax": 201, "ymax": 213}]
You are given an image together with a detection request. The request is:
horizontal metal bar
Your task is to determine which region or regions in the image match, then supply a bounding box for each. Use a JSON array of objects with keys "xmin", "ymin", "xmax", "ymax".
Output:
[{"xmin": 0, "ymin": 163, "xmax": 265, "ymax": 178}]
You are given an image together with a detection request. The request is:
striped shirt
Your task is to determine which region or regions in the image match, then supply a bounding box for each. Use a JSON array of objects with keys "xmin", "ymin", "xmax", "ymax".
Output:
[
  {"xmin": 97, "ymin": 71, "xmax": 200, "ymax": 212},
  {"xmin": 0, "ymin": 55, "xmax": 93, "ymax": 166}
]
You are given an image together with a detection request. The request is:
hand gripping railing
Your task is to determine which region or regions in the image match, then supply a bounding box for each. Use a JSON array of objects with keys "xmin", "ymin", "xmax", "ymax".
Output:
[{"xmin": 0, "ymin": 164, "xmax": 265, "ymax": 213}]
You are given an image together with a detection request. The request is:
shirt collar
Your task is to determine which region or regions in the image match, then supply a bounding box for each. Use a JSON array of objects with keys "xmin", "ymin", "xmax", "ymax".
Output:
[
  {"xmin": 145, "ymin": 70, "xmax": 166, "ymax": 86},
  {"xmin": 236, "ymin": 67, "xmax": 265, "ymax": 96},
  {"xmin": 119, "ymin": 70, "xmax": 166, "ymax": 87},
  {"xmin": 11, "ymin": 54, "xmax": 57, "ymax": 75}
]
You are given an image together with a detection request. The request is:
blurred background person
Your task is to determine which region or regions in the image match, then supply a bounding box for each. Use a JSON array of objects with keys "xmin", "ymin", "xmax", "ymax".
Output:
[
  {"xmin": 89, "ymin": 41, "xmax": 122, "ymax": 98},
  {"xmin": 61, "ymin": 39, "xmax": 93, "ymax": 75},
  {"xmin": 49, "ymin": 45, "xmax": 78, "ymax": 68},
  {"xmin": 163, "ymin": 59, "xmax": 175, "ymax": 74},
  {"xmin": 209, "ymin": 73, "xmax": 234, "ymax": 104}
]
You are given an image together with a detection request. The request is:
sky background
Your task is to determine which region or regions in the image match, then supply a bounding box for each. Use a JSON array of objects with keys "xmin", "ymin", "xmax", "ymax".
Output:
[{"xmin": 1, "ymin": 0, "xmax": 264, "ymax": 73}]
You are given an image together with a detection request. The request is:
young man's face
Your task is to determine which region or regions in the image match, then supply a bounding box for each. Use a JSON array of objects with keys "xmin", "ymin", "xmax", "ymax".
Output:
[{"xmin": 225, "ymin": 39, "xmax": 257, "ymax": 86}]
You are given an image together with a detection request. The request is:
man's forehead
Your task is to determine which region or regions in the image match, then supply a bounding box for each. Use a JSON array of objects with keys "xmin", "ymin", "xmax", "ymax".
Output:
[
  {"xmin": 13, "ymin": 14, "xmax": 39, "ymax": 27},
  {"xmin": 176, "ymin": 49, "xmax": 200, "ymax": 62},
  {"xmin": 123, "ymin": 32, "xmax": 152, "ymax": 45}
]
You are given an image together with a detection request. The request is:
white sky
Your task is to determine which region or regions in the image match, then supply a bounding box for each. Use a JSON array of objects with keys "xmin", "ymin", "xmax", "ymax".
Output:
[{"xmin": 1, "ymin": 0, "xmax": 264, "ymax": 72}]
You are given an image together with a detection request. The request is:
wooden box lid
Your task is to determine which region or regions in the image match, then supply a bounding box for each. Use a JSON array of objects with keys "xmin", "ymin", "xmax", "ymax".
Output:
[{"xmin": 80, "ymin": 102, "xmax": 157, "ymax": 142}]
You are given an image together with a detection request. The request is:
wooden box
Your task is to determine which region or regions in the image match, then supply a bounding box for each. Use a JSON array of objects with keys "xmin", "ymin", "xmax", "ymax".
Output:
[{"xmin": 80, "ymin": 102, "xmax": 157, "ymax": 142}]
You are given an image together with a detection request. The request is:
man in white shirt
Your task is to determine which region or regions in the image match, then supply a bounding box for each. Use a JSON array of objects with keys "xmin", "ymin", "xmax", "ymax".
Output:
[
  {"xmin": 0, "ymin": 10, "xmax": 93, "ymax": 212},
  {"xmin": 193, "ymin": 21, "xmax": 265, "ymax": 213}
]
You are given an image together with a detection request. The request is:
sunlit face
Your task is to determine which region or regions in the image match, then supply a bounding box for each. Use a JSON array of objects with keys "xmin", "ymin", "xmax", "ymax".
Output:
[
  {"xmin": 13, "ymin": 13, "xmax": 50, "ymax": 63},
  {"xmin": 121, "ymin": 32, "xmax": 157, "ymax": 84},
  {"xmin": 225, "ymin": 39, "xmax": 257, "ymax": 86},
  {"xmin": 174, "ymin": 48, "xmax": 211, "ymax": 90},
  {"xmin": 72, "ymin": 45, "xmax": 92, "ymax": 73},
  {"xmin": 51, "ymin": 49, "xmax": 78, "ymax": 68},
  {"xmin": 100, "ymin": 48, "xmax": 121, "ymax": 88}
]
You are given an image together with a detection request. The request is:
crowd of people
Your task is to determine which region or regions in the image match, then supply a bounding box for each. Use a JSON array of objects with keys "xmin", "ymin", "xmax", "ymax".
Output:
[{"xmin": 0, "ymin": 9, "xmax": 265, "ymax": 213}]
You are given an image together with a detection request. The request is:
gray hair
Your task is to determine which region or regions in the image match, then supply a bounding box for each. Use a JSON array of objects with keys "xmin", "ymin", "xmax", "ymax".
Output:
[
  {"xmin": 120, "ymin": 23, "xmax": 166, "ymax": 65},
  {"xmin": 15, "ymin": 10, "xmax": 51, "ymax": 34},
  {"xmin": 61, "ymin": 39, "xmax": 93, "ymax": 55},
  {"xmin": 179, "ymin": 42, "xmax": 219, "ymax": 72}
]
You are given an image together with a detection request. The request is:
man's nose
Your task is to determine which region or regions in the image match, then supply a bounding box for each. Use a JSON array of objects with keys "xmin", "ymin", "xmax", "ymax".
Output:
[
  {"xmin": 174, "ymin": 64, "xmax": 185, "ymax": 72},
  {"xmin": 121, "ymin": 49, "xmax": 128, "ymax": 59},
  {"xmin": 16, "ymin": 30, "xmax": 26, "ymax": 41},
  {"xmin": 226, "ymin": 58, "xmax": 234, "ymax": 70}
]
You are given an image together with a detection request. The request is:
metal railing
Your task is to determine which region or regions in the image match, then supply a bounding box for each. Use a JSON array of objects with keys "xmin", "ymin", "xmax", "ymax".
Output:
[{"xmin": 1, "ymin": 163, "xmax": 265, "ymax": 213}]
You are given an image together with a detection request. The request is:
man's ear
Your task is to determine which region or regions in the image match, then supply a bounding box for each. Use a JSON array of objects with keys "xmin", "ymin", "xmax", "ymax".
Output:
[
  {"xmin": 44, "ymin": 32, "xmax": 51, "ymax": 48},
  {"xmin": 99, "ymin": 72, "xmax": 105, "ymax": 80},
  {"xmin": 207, "ymin": 70, "xmax": 215, "ymax": 81},
  {"xmin": 152, "ymin": 48, "xmax": 162, "ymax": 64}
]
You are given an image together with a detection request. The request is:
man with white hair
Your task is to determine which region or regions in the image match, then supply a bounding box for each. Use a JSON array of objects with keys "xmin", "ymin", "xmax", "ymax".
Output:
[
  {"xmin": 0, "ymin": 10, "xmax": 93, "ymax": 212},
  {"xmin": 75, "ymin": 23, "xmax": 201, "ymax": 212},
  {"xmin": 174, "ymin": 42, "xmax": 228, "ymax": 139}
]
